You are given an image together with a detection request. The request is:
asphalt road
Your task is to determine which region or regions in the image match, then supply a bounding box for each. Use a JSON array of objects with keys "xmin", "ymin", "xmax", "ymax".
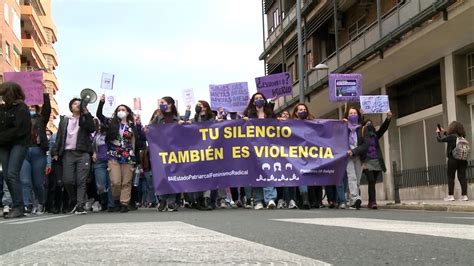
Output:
[{"xmin": 0, "ymin": 208, "xmax": 473, "ymax": 265}]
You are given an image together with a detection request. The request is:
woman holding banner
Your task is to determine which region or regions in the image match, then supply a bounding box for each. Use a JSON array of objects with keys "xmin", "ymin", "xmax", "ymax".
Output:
[
  {"xmin": 344, "ymin": 106, "xmax": 369, "ymax": 210},
  {"xmin": 243, "ymin": 92, "xmax": 277, "ymax": 210},
  {"xmin": 100, "ymin": 100, "xmax": 139, "ymax": 213},
  {"xmin": 188, "ymin": 100, "xmax": 219, "ymax": 210},
  {"xmin": 151, "ymin": 96, "xmax": 184, "ymax": 212}
]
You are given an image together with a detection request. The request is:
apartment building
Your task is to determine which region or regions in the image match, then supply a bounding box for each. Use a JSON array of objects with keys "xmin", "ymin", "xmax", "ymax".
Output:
[
  {"xmin": 1, "ymin": 0, "xmax": 59, "ymax": 131},
  {"xmin": 260, "ymin": 0, "xmax": 474, "ymax": 200}
]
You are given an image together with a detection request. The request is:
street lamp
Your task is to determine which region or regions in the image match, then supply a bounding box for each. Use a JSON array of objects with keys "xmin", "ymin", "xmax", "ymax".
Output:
[{"xmin": 313, "ymin": 63, "xmax": 330, "ymax": 81}]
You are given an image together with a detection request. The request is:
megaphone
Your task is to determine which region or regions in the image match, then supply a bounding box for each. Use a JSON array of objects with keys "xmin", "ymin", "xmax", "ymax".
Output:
[{"xmin": 80, "ymin": 88, "xmax": 97, "ymax": 105}]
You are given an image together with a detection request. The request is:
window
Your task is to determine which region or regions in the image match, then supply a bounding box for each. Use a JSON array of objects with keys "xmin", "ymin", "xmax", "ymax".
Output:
[
  {"xmin": 288, "ymin": 63, "xmax": 296, "ymax": 83},
  {"xmin": 306, "ymin": 51, "xmax": 313, "ymax": 71},
  {"xmin": 5, "ymin": 42, "xmax": 11, "ymax": 63},
  {"xmin": 273, "ymin": 8, "xmax": 280, "ymax": 27},
  {"xmin": 4, "ymin": 3, "xmax": 9, "ymax": 25},
  {"xmin": 389, "ymin": 65, "xmax": 442, "ymax": 117},
  {"xmin": 467, "ymin": 52, "xmax": 474, "ymax": 87},
  {"xmin": 348, "ymin": 16, "xmax": 367, "ymax": 40},
  {"xmin": 12, "ymin": 10, "xmax": 21, "ymax": 41},
  {"xmin": 294, "ymin": 55, "xmax": 299, "ymax": 82}
]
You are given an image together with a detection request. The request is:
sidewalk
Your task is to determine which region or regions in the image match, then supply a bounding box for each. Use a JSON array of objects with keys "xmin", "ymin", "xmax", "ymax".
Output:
[{"xmin": 374, "ymin": 200, "xmax": 474, "ymax": 212}]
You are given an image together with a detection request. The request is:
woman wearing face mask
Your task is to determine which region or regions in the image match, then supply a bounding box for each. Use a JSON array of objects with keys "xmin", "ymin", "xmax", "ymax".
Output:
[
  {"xmin": 242, "ymin": 92, "xmax": 277, "ymax": 210},
  {"xmin": 284, "ymin": 104, "xmax": 314, "ymax": 209},
  {"xmin": 362, "ymin": 112, "xmax": 392, "ymax": 209},
  {"xmin": 20, "ymin": 90, "xmax": 51, "ymax": 215},
  {"xmin": 187, "ymin": 100, "xmax": 219, "ymax": 210},
  {"xmin": 151, "ymin": 96, "xmax": 184, "ymax": 212},
  {"xmin": 102, "ymin": 104, "xmax": 139, "ymax": 213},
  {"xmin": 344, "ymin": 106, "xmax": 369, "ymax": 210}
]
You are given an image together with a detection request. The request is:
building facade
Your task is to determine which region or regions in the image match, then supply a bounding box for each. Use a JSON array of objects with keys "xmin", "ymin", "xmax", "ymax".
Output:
[
  {"xmin": 1, "ymin": 0, "xmax": 59, "ymax": 131},
  {"xmin": 260, "ymin": 0, "xmax": 474, "ymax": 200}
]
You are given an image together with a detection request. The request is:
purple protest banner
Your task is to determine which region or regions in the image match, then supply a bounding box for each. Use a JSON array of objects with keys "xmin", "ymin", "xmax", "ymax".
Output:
[
  {"xmin": 255, "ymin": 72, "xmax": 292, "ymax": 99},
  {"xmin": 209, "ymin": 82, "xmax": 249, "ymax": 112},
  {"xmin": 328, "ymin": 73, "xmax": 362, "ymax": 102},
  {"xmin": 147, "ymin": 119, "xmax": 349, "ymax": 195},
  {"xmin": 4, "ymin": 71, "xmax": 44, "ymax": 105}
]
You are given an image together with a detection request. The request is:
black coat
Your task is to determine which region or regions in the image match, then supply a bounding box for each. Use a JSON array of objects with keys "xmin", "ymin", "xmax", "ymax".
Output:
[
  {"xmin": 52, "ymin": 112, "xmax": 95, "ymax": 157},
  {"xmin": 0, "ymin": 101, "xmax": 31, "ymax": 147},
  {"xmin": 363, "ymin": 117, "xmax": 391, "ymax": 172},
  {"xmin": 30, "ymin": 93, "xmax": 51, "ymax": 151}
]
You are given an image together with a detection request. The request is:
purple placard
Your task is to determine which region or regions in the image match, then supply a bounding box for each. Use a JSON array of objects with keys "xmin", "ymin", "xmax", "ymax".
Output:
[
  {"xmin": 328, "ymin": 73, "xmax": 362, "ymax": 102},
  {"xmin": 4, "ymin": 71, "xmax": 44, "ymax": 105},
  {"xmin": 255, "ymin": 72, "xmax": 292, "ymax": 99},
  {"xmin": 209, "ymin": 82, "xmax": 249, "ymax": 112},
  {"xmin": 147, "ymin": 119, "xmax": 349, "ymax": 195}
]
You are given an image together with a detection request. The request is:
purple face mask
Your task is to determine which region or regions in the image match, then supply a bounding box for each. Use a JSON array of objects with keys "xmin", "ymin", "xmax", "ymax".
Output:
[
  {"xmin": 159, "ymin": 104, "xmax": 168, "ymax": 112},
  {"xmin": 255, "ymin": 99, "xmax": 266, "ymax": 108},
  {"xmin": 348, "ymin": 114, "xmax": 359, "ymax": 123}
]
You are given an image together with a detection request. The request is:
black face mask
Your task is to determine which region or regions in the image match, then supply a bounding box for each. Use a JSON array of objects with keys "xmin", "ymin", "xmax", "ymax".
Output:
[
  {"xmin": 195, "ymin": 106, "xmax": 202, "ymax": 114},
  {"xmin": 366, "ymin": 124, "xmax": 376, "ymax": 134}
]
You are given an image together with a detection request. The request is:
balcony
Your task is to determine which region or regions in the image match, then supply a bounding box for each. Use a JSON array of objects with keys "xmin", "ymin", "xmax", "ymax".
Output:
[
  {"xmin": 43, "ymin": 71, "xmax": 59, "ymax": 92},
  {"xmin": 22, "ymin": 38, "xmax": 48, "ymax": 69},
  {"xmin": 40, "ymin": 16, "xmax": 58, "ymax": 43},
  {"xmin": 41, "ymin": 45, "xmax": 58, "ymax": 67},
  {"xmin": 20, "ymin": 4, "xmax": 48, "ymax": 46}
]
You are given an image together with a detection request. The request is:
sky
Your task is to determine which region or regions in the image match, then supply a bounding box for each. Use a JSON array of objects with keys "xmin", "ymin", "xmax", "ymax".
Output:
[{"xmin": 53, "ymin": 0, "xmax": 265, "ymax": 123}]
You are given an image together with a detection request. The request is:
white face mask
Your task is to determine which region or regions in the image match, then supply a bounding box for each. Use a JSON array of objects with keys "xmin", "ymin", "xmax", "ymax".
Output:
[{"xmin": 117, "ymin": 111, "xmax": 127, "ymax": 120}]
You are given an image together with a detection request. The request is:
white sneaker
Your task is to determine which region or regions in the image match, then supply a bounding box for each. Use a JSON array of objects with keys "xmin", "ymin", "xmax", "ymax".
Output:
[
  {"xmin": 459, "ymin": 195, "xmax": 469, "ymax": 201},
  {"xmin": 267, "ymin": 200, "xmax": 276, "ymax": 209},
  {"xmin": 219, "ymin": 199, "xmax": 227, "ymax": 209},
  {"xmin": 3, "ymin": 205, "xmax": 10, "ymax": 216},
  {"xmin": 35, "ymin": 204, "xmax": 45, "ymax": 215},
  {"xmin": 277, "ymin": 199, "xmax": 285, "ymax": 209},
  {"xmin": 254, "ymin": 202, "xmax": 264, "ymax": 210},
  {"xmin": 85, "ymin": 201, "xmax": 92, "ymax": 211},
  {"xmin": 92, "ymin": 201, "xmax": 101, "ymax": 212},
  {"xmin": 288, "ymin": 200, "xmax": 298, "ymax": 209},
  {"xmin": 444, "ymin": 195, "xmax": 455, "ymax": 201},
  {"xmin": 230, "ymin": 201, "xmax": 238, "ymax": 209},
  {"xmin": 338, "ymin": 203, "xmax": 346, "ymax": 209}
]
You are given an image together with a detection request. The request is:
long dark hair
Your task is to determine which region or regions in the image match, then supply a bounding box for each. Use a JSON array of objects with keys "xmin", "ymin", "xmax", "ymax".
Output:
[
  {"xmin": 194, "ymin": 100, "xmax": 214, "ymax": 121},
  {"xmin": 106, "ymin": 104, "xmax": 135, "ymax": 143},
  {"xmin": 344, "ymin": 105, "xmax": 362, "ymax": 123},
  {"xmin": 447, "ymin": 121, "xmax": 466, "ymax": 137},
  {"xmin": 0, "ymin": 82, "xmax": 25, "ymax": 106},
  {"xmin": 291, "ymin": 103, "xmax": 315, "ymax": 120},
  {"xmin": 243, "ymin": 92, "xmax": 274, "ymax": 118},
  {"xmin": 161, "ymin": 96, "xmax": 178, "ymax": 117}
]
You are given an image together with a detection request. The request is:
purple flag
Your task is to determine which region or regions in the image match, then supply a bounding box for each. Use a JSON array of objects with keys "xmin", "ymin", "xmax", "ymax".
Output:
[
  {"xmin": 147, "ymin": 119, "xmax": 349, "ymax": 195},
  {"xmin": 209, "ymin": 82, "xmax": 249, "ymax": 112},
  {"xmin": 255, "ymin": 72, "xmax": 293, "ymax": 99},
  {"xmin": 4, "ymin": 71, "xmax": 44, "ymax": 105},
  {"xmin": 328, "ymin": 73, "xmax": 362, "ymax": 102}
]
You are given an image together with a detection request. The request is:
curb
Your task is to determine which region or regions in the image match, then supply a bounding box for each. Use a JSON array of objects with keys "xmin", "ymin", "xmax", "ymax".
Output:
[{"xmin": 378, "ymin": 203, "xmax": 474, "ymax": 212}]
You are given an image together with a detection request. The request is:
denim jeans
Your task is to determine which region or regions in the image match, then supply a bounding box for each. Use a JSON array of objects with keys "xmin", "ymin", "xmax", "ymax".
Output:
[
  {"xmin": 0, "ymin": 145, "xmax": 27, "ymax": 208},
  {"xmin": 254, "ymin": 186, "xmax": 277, "ymax": 204},
  {"xmin": 94, "ymin": 161, "xmax": 114, "ymax": 208},
  {"xmin": 20, "ymin": 147, "xmax": 47, "ymax": 205},
  {"xmin": 144, "ymin": 171, "xmax": 157, "ymax": 204},
  {"xmin": 336, "ymin": 172, "xmax": 348, "ymax": 204}
]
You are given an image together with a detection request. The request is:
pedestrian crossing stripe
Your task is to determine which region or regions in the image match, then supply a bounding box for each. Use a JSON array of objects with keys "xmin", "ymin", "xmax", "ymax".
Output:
[
  {"xmin": 273, "ymin": 218, "xmax": 474, "ymax": 240},
  {"xmin": 0, "ymin": 221, "xmax": 330, "ymax": 265}
]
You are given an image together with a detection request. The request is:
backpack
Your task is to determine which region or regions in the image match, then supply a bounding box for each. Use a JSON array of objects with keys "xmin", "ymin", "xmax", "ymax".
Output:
[{"xmin": 452, "ymin": 136, "xmax": 470, "ymax": 160}]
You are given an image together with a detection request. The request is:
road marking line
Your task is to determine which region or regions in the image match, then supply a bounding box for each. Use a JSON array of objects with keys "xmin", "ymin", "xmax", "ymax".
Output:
[
  {"xmin": 0, "ymin": 221, "xmax": 330, "ymax": 265},
  {"xmin": 443, "ymin": 217, "xmax": 474, "ymax": 220},
  {"xmin": 273, "ymin": 218, "xmax": 474, "ymax": 240},
  {"xmin": 6, "ymin": 215, "xmax": 70, "ymax": 225}
]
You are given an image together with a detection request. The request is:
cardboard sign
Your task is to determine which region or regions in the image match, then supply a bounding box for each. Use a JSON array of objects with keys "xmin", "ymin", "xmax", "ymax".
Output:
[
  {"xmin": 4, "ymin": 71, "xmax": 44, "ymax": 105},
  {"xmin": 329, "ymin": 73, "xmax": 362, "ymax": 102},
  {"xmin": 360, "ymin": 95, "xmax": 390, "ymax": 114}
]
